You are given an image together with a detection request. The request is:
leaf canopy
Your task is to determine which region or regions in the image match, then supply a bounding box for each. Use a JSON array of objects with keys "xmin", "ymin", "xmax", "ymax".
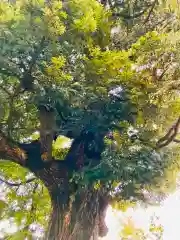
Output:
[{"xmin": 0, "ymin": 0, "xmax": 180, "ymax": 238}]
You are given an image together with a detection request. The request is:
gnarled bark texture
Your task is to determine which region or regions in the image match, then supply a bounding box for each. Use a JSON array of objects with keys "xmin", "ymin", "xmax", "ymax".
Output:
[{"xmin": 36, "ymin": 165, "xmax": 109, "ymax": 240}]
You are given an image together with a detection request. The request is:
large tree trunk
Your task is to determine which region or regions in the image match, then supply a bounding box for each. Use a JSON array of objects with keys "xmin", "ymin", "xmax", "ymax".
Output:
[
  {"xmin": 46, "ymin": 190, "xmax": 108, "ymax": 240},
  {"xmin": 0, "ymin": 128, "xmax": 109, "ymax": 239},
  {"xmin": 46, "ymin": 192, "xmax": 99, "ymax": 240},
  {"xmin": 36, "ymin": 165, "xmax": 109, "ymax": 240}
]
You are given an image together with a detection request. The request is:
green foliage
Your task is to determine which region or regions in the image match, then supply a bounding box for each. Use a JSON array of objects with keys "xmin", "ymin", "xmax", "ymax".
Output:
[
  {"xmin": 0, "ymin": 162, "xmax": 50, "ymax": 238},
  {"xmin": 52, "ymin": 136, "xmax": 71, "ymax": 160},
  {"xmin": 119, "ymin": 217, "xmax": 164, "ymax": 240},
  {"xmin": 0, "ymin": 161, "xmax": 29, "ymax": 181},
  {"xmin": 0, "ymin": 0, "xmax": 180, "ymax": 238},
  {"xmin": 120, "ymin": 219, "xmax": 147, "ymax": 240}
]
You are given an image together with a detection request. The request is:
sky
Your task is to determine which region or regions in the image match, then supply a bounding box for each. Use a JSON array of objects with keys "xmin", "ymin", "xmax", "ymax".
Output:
[{"xmin": 102, "ymin": 188, "xmax": 180, "ymax": 240}]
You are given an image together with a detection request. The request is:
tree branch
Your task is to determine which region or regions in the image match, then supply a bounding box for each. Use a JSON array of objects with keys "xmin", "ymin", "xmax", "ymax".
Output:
[
  {"xmin": 29, "ymin": 37, "xmax": 46, "ymax": 72},
  {"xmin": 158, "ymin": 63, "xmax": 171, "ymax": 81},
  {"xmin": 154, "ymin": 80, "xmax": 180, "ymax": 97},
  {"xmin": 0, "ymin": 177, "xmax": 36, "ymax": 187},
  {"xmin": 144, "ymin": 0, "xmax": 158, "ymax": 24},
  {"xmin": 156, "ymin": 117, "xmax": 180, "ymax": 148},
  {"xmin": 20, "ymin": 36, "xmax": 46, "ymax": 91},
  {"xmin": 0, "ymin": 67, "xmax": 20, "ymax": 79},
  {"xmin": 0, "ymin": 85, "xmax": 12, "ymax": 96},
  {"xmin": 107, "ymin": 0, "xmax": 113, "ymax": 8},
  {"xmin": 6, "ymin": 83, "xmax": 22, "ymax": 137},
  {"xmin": 112, "ymin": 5, "xmax": 151, "ymax": 19},
  {"xmin": 0, "ymin": 130, "xmax": 27, "ymax": 165},
  {"xmin": 5, "ymin": 39, "xmax": 46, "ymax": 134}
]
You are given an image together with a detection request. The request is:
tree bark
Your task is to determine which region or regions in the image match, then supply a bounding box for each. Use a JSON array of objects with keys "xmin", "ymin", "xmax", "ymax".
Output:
[
  {"xmin": 45, "ymin": 189, "xmax": 108, "ymax": 240},
  {"xmin": 37, "ymin": 166, "xmax": 109, "ymax": 240}
]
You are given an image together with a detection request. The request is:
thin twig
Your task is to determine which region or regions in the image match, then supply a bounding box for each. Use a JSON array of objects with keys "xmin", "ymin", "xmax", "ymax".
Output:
[
  {"xmin": 157, "ymin": 62, "xmax": 171, "ymax": 81},
  {"xmin": 0, "ymin": 85, "xmax": 13, "ymax": 96},
  {"xmin": 0, "ymin": 177, "xmax": 36, "ymax": 187},
  {"xmin": 112, "ymin": 5, "xmax": 151, "ymax": 19},
  {"xmin": 144, "ymin": 0, "xmax": 158, "ymax": 24},
  {"xmin": 0, "ymin": 68, "xmax": 20, "ymax": 79},
  {"xmin": 28, "ymin": 36, "xmax": 46, "ymax": 73}
]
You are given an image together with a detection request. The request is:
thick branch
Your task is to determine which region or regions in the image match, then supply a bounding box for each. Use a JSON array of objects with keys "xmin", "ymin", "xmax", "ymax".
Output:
[{"xmin": 0, "ymin": 130, "xmax": 27, "ymax": 166}]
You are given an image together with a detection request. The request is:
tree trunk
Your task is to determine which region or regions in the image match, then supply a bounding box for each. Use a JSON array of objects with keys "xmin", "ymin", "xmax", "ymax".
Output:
[
  {"xmin": 46, "ymin": 190, "xmax": 106, "ymax": 240},
  {"xmin": 36, "ymin": 164, "xmax": 109, "ymax": 240}
]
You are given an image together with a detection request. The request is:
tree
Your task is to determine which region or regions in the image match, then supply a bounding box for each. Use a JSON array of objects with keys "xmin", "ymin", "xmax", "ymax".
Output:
[
  {"xmin": 120, "ymin": 216, "xmax": 163, "ymax": 239},
  {"xmin": 0, "ymin": 0, "xmax": 179, "ymax": 239}
]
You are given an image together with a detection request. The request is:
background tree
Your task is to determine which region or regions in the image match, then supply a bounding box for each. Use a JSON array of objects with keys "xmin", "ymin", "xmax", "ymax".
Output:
[
  {"xmin": 119, "ymin": 216, "xmax": 163, "ymax": 239},
  {"xmin": 0, "ymin": 0, "xmax": 179, "ymax": 239}
]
